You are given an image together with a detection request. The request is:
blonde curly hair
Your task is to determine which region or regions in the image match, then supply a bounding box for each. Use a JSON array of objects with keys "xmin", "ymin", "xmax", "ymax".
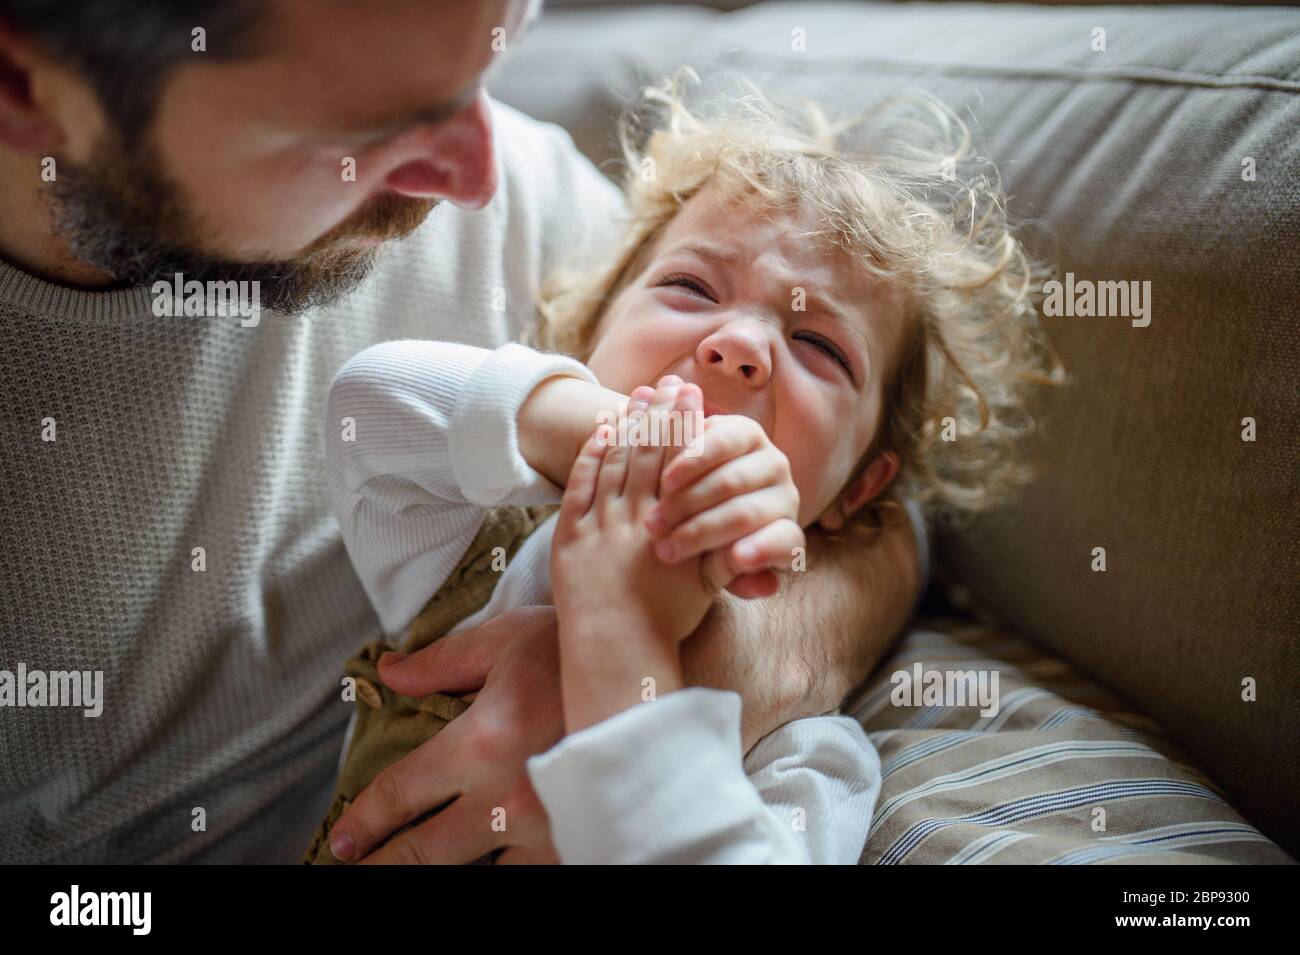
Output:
[{"xmin": 533, "ymin": 69, "xmax": 1064, "ymax": 536}]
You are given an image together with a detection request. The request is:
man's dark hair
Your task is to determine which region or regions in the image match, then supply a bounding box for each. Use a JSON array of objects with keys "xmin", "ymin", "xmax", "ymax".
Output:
[{"xmin": 0, "ymin": 1, "xmax": 262, "ymax": 140}]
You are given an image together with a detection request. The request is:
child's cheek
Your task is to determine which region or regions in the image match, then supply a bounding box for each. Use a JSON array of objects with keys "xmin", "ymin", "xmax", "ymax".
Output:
[
  {"xmin": 593, "ymin": 312, "xmax": 695, "ymax": 389},
  {"xmin": 589, "ymin": 332, "xmax": 662, "ymax": 392},
  {"xmin": 785, "ymin": 412, "xmax": 852, "ymax": 526}
]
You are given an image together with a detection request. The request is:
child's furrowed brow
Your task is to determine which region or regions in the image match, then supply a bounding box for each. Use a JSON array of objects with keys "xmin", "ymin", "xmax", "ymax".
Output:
[
  {"xmin": 663, "ymin": 241, "xmax": 743, "ymax": 271},
  {"xmin": 793, "ymin": 288, "xmax": 849, "ymax": 329}
]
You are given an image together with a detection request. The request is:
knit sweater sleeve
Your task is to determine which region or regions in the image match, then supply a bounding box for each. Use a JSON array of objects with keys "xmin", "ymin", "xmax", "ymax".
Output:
[{"xmin": 324, "ymin": 340, "xmax": 596, "ymax": 636}]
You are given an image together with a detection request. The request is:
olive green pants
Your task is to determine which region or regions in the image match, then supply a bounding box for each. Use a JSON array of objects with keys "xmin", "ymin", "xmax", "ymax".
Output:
[{"xmin": 303, "ymin": 504, "xmax": 556, "ymax": 864}]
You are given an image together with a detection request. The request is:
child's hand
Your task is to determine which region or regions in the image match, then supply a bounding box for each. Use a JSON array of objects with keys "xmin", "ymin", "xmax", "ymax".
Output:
[
  {"xmin": 550, "ymin": 379, "xmax": 720, "ymax": 647},
  {"xmin": 644, "ymin": 392, "xmax": 805, "ymax": 598}
]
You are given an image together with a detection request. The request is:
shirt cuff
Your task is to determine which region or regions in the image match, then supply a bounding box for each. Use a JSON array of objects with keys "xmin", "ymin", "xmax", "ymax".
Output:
[
  {"xmin": 526, "ymin": 688, "xmax": 776, "ymax": 864},
  {"xmin": 448, "ymin": 343, "xmax": 597, "ymax": 507}
]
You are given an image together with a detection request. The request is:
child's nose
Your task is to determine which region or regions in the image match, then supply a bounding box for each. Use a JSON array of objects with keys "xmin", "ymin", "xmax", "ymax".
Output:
[{"xmin": 696, "ymin": 321, "xmax": 772, "ymax": 386}]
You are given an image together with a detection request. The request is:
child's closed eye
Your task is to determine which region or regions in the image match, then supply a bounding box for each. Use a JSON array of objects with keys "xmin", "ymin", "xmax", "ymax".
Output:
[
  {"xmin": 658, "ymin": 274, "xmax": 716, "ymax": 301},
  {"xmin": 794, "ymin": 331, "xmax": 853, "ymax": 378}
]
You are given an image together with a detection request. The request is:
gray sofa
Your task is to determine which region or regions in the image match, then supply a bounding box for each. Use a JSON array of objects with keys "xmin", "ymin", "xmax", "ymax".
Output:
[{"xmin": 488, "ymin": 1, "xmax": 1299, "ymax": 861}]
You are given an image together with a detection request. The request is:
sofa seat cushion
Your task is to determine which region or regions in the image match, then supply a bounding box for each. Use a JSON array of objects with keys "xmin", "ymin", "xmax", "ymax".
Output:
[{"xmin": 851, "ymin": 616, "xmax": 1293, "ymax": 864}]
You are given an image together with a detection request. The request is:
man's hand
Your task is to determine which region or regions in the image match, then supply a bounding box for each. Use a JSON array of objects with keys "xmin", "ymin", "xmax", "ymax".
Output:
[{"xmin": 327, "ymin": 606, "xmax": 564, "ymax": 865}]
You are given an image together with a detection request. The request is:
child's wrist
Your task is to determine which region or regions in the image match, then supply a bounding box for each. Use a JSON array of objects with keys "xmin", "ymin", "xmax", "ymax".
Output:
[
  {"xmin": 558, "ymin": 619, "xmax": 685, "ymax": 732},
  {"xmin": 518, "ymin": 376, "xmax": 627, "ymax": 486}
]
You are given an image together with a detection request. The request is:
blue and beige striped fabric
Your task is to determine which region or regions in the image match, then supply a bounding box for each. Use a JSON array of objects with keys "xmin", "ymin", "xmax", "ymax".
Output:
[{"xmin": 851, "ymin": 620, "xmax": 1292, "ymax": 864}]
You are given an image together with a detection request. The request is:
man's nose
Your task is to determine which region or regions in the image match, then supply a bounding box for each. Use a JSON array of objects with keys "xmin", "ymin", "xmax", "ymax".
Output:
[
  {"xmin": 383, "ymin": 90, "xmax": 498, "ymax": 210},
  {"xmin": 696, "ymin": 319, "xmax": 772, "ymax": 387}
]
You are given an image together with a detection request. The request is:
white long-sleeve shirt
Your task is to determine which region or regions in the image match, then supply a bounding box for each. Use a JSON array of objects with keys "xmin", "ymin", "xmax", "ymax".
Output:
[{"xmin": 326, "ymin": 340, "xmax": 884, "ymax": 863}]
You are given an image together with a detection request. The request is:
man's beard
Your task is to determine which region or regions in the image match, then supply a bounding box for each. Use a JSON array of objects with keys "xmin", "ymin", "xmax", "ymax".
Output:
[{"xmin": 45, "ymin": 129, "xmax": 437, "ymax": 315}]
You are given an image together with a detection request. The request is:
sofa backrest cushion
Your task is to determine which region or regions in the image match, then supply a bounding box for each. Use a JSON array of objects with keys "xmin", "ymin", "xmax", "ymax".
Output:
[{"xmin": 490, "ymin": 2, "xmax": 1300, "ymax": 854}]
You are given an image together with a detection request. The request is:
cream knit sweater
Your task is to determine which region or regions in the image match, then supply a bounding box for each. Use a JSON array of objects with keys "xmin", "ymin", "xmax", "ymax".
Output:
[{"xmin": 0, "ymin": 98, "xmax": 626, "ymax": 863}]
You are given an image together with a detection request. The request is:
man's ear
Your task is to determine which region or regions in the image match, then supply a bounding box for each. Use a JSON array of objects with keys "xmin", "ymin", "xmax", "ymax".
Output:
[
  {"xmin": 0, "ymin": 23, "xmax": 66, "ymax": 152},
  {"xmin": 817, "ymin": 451, "xmax": 900, "ymax": 531}
]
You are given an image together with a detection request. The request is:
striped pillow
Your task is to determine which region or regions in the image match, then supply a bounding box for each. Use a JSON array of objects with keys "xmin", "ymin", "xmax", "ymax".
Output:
[{"xmin": 850, "ymin": 619, "xmax": 1292, "ymax": 864}]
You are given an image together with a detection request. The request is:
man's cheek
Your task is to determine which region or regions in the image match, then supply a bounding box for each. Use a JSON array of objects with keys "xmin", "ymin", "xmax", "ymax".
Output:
[{"xmin": 211, "ymin": 182, "xmax": 339, "ymax": 256}]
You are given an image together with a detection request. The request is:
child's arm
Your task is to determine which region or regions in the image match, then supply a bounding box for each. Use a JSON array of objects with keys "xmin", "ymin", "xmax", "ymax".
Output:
[
  {"xmin": 527, "ymin": 692, "xmax": 881, "ymax": 864},
  {"xmin": 549, "ymin": 378, "xmax": 805, "ymax": 729},
  {"xmin": 532, "ymin": 379, "xmax": 880, "ymax": 865},
  {"xmin": 517, "ymin": 374, "xmax": 627, "ymax": 488},
  {"xmin": 538, "ymin": 404, "xmax": 874, "ymax": 862},
  {"xmin": 740, "ymin": 715, "xmax": 881, "ymax": 865},
  {"xmin": 325, "ymin": 340, "xmax": 622, "ymax": 636}
]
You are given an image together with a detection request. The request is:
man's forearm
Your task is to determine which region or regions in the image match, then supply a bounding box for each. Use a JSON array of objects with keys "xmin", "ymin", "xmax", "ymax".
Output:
[
  {"xmin": 682, "ymin": 510, "xmax": 920, "ymax": 750},
  {"xmin": 797, "ymin": 514, "xmax": 921, "ymax": 706}
]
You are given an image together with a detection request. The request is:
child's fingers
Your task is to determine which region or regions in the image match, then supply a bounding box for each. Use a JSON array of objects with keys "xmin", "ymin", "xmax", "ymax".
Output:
[
  {"xmin": 658, "ymin": 382, "xmax": 703, "ymax": 486},
  {"xmin": 700, "ymin": 518, "xmax": 804, "ymax": 594},
  {"xmin": 593, "ymin": 419, "xmax": 632, "ymax": 503},
  {"xmin": 558, "ymin": 426, "xmax": 612, "ymax": 525},
  {"xmin": 652, "ymin": 487, "xmax": 797, "ymax": 565},
  {"xmin": 700, "ymin": 548, "xmax": 737, "ymax": 596},
  {"xmin": 725, "ymin": 570, "xmax": 781, "ymax": 600},
  {"xmin": 626, "ymin": 385, "xmax": 657, "ymax": 407},
  {"xmin": 726, "ymin": 518, "xmax": 806, "ymax": 576},
  {"xmin": 623, "ymin": 380, "xmax": 676, "ymax": 498},
  {"xmin": 659, "ymin": 415, "xmax": 761, "ymax": 498},
  {"xmin": 645, "ymin": 452, "xmax": 789, "ymax": 538}
]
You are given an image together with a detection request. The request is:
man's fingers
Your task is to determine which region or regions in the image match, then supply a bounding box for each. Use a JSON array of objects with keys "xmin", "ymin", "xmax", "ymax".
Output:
[
  {"xmin": 378, "ymin": 622, "xmax": 507, "ymax": 697},
  {"xmin": 378, "ymin": 605, "xmax": 555, "ymax": 696},
  {"xmin": 358, "ymin": 795, "xmax": 502, "ymax": 865},
  {"xmin": 330, "ymin": 726, "xmax": 465, "ymax": 861},
  {"xmin": 495, "ymin": 844, "xmax": 559, "ymax": 865}
]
